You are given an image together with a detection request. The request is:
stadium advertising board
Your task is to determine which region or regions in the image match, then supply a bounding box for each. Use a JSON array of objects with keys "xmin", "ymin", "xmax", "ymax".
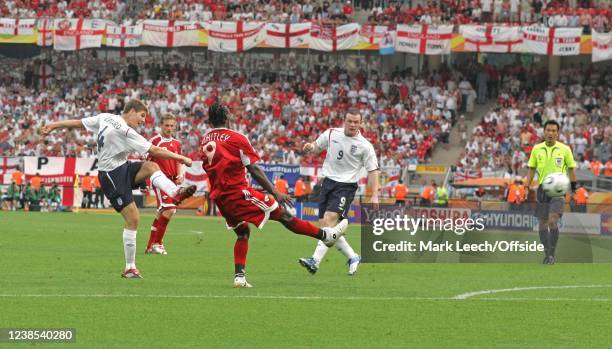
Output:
[
  {"xmin": 602, "ymin": 214, "xmax": 612, "ymax": 235},
  {"xmin": 255, "ymin": 164, "xmax": 301, "ymax": 194},
  {"xmin": 300, "ymin": 202, "xmax": 360, "ymax": 223},
  {"xmin": 471, "ymin": 210, "xmax": 538, "ymax": 231}
]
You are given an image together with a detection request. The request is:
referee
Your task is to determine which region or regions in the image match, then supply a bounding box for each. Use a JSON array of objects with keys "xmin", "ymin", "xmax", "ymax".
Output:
[
  {"xmin": 526, "ymin": 120, "xmax": 577, "ymax": 265},
  {"xmin": 298, "ymin": 111, "xmax": 380, "ymax": 276}
]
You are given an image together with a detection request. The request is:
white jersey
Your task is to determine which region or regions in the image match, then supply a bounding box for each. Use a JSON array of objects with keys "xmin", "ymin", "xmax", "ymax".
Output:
[
  {"xmin": 315, "ymin": 128, "xmax": 379, "ymax": 183},
  {"xmin": 81, "ymin": 113, "xmax": 152, "ymax": 171}
]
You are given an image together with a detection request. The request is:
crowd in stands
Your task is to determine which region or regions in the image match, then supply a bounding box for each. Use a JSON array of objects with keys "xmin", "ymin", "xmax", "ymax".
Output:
[
  {"xmin": 0, "ymin": 50, "xmax": 490, "ymax": 168},
  {"xmin": 456, "ymin": 63, "xmax": 611, "ymax": 180},
  {"xmin": 1, "ymin": 0, "xmax": 609, "ymax": 31}
]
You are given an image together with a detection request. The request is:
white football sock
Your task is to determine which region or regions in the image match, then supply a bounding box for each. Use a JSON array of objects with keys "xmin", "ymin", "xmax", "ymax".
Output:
[
  {"xmin": 335, "ymin": 236, "xmax": 358, "ymax": 259},
  {"xmin": 150, "ymin": 170, "xmax": 178, "ymax": 197},
  {"xmin": 312, "ymin": 240, "xmax": 329, "ymax": 265},
  {"xmin": 123, "ymin": 229, "xmax": 137, "ymax": 270}
]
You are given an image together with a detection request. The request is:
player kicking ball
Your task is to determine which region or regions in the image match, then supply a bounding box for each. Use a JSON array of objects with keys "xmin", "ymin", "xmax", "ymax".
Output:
[
  {"xmin": 299, "ymin": 111, "xmax": 380, "ymax": 276},
  {"xmin": 200, "ymin": 103, "xmax": 348, "ymax": 288},
  {"xmin": 145, "ymin": 113, "xmax": 185, "ymax": 255},
  {"xmin": 40, "ymin": 99, "xmax": 196, "ymax": 279}
]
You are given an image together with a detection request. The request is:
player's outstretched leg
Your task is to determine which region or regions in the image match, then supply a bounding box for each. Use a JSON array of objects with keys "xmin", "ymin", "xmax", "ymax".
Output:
[
  {"xmin": 119, "ymin": 203, "xmax": 142, "ymax": 278},
  {"xmin": 233, "ymin": 224, "xmax": 252, "ymax": 288},
  {"xmin": 136, "ymin": 161, "xmax": 196, "ymax": 204},
  {"xmin": 270, "ymin": 206, "xmax": 347, "ymax": 247},
  {"xmin": 146, "ymin": 208, "xmax": 175, "ymax": 255}
]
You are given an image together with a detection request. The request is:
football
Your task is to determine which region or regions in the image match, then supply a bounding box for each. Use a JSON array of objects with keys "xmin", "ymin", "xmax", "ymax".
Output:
[{"xmin": 542, "ymin": 172, "xmax": 571, "ymax": 197}]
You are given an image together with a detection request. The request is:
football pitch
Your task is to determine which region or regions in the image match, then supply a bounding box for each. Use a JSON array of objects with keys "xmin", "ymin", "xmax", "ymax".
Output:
[{"xmin": 1, "ymin": 211, "xmax": 612, "ymax": 348}]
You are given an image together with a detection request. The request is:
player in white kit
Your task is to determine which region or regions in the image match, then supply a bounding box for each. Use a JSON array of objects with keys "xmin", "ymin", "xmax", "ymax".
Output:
[
  {"xmin": 40, "ymin": 99, "xmax": 196, "ymax": 279},
  {"xmin": 299, "ymin": 111, "xmax": 380, "ymax": 276}
]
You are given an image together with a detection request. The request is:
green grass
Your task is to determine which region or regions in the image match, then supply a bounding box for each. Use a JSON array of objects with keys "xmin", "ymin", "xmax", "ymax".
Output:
[{"xmin": 1, "ymin": 211, "xmax": 612, "ymax": 348}]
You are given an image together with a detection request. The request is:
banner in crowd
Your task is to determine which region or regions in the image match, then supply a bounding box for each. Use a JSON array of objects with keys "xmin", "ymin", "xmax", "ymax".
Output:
[
  {"xmin": 0, "ymin": 18, "xmax": 35, "ymax": 36},
  {"xmin": 379, "ymin": 30, "xmax": 396, "ymax": 55},
  {"xmin": 106, "ymin": 24, "xmax": 143, "ymax": 48},
  {"xmin": 309, "ymin": 23, "xmax": 360, "ymax": 52},
  {"xmin": 141, "ymin": 20, "xmax": 200, "ymax": 47},
  {"xmin": 396, "ymin": 24, "xmax": 453, "ymax": 55},
  {"xmin": 36, "ymin": 17, "xmax": 53, "ymax": 46},
  {"xmin": 183, "ymin": 160, "xmax": 208, "ymax": 197},
  {"xmin": 0, "ymin": 157, "xmax": 20, "ymax": 185},
  {"xmin": 461, "ymin": 25, "xmax": 523, "ymax": 53},
  {"xmin": 521, "ymin": 26, "xmax": 582, "ymax": 56},
  {"xmin": 53, "ymin": 18, "xmax": 107, "ymax": 51},
  {"xmin": 255, "ymin": 164, "xmax": 301, "ymax": 195},
  {"xmin": 360, "ymin": 24, "xmax": 388, "ymax": 45},
  {"xmin": 592, "ymin": 30, "xmax": 612, "ymax": 62},
  {"xmin": 0, "ymin": 18, "xmax": 602, "ymax": 56},
  {"xmin": 265, "ymin": 22, "xmax": 310, "ymax": 48},
  {"xmin": 208, "ymin": 20, "xmax": 266, "ymax": 52}
]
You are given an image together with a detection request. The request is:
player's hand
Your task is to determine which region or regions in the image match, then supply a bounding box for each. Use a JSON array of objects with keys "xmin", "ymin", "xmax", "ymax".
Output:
[
  {"xmin": 371, "ymin": 194, "xmax": 380, "ymax": 210},
  {"xmin": 181, "ymin": 157, "xmax": 193, "ymax": 167},
  {"xmin": 139, "ymin": 185, "xmax": 150, "ymax": 195},
  {"xmin": 303, "ymin": 143, "xmax": 315, "ymax": 153},
  {"xmin": 275, "ymin": 192, "xmax": 293, "ymax": 208},
  {"xmin": 39, "ymin": 124, "xmax": 53, "ymax": 136},
  {"xmin": 176, "ymin": 174, "xmax": 184, "ymax": 184}
]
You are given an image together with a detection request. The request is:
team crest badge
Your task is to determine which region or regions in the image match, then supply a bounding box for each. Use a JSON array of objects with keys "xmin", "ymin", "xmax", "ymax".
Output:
[
  {"xmin": 555, "ymin": 157, "xmax": 562, "ymax": 167},
  {"xmin": 117, "ymin": 198, "xmax": 123, "ymax": 206},
  {"xmin": 350, "ymin": 145, "xmax": 358, "ymax": 155}
]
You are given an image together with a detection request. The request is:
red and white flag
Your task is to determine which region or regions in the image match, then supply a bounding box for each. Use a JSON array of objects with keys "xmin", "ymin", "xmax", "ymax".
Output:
[
  {"xmin": 0, "ymin": 18, "xmax": 35, "ymax": 35},
  {"xmin": 106, "ymin": 24, "xmax": 142, "ymax": 48},
  {"xmin": 360, "ymin": 24, "xmax": 388, "ymax": 45},
  {"xmin": 461, "ymin": 25, "xmax": 522, "ymax": 53},
  {"xmin": 184, "ymin": 161, "xmax": 208, "ymax": 196},
  {"xmin": 522, "ymin": 26, "xmax": 582, "ymax": 56},
  {"xmin": 396, "ymin": 24, "xmax": 453, "ymax": 55},
  {"xmin": 265, "ymin": 22, "xmax": 310, "ymax": 48},
  {"xmin": 38, "ymin": 63, "xmax": 54, "ymax": 88},
  {"xmin": 0, "ymin": 157, "xmax": 20, "ymax": 185},
  {"xmin": 24, "ymin": 156, "xmax": 77, "ymax": 206},
  {"xmin": 309, "ymin": 23, "xmax": 360, "ymax": 52},
  {"xmin": 141, "ymin": 20, "xmax": 200, "ymax": 47},
  {"xmin": 36, "ymin": 17, "xmax": 54, "ymax": 46},
  {"xmin": 53, "ymin": 18, "xmax": 106, "ymax": 51},
  {"xmin": 592, "ymin": 30, "xmax": 612, "ymax": 62},
  {"xmin": 208, "ymin": 21, "xmax": 265, "ymax": 52}
]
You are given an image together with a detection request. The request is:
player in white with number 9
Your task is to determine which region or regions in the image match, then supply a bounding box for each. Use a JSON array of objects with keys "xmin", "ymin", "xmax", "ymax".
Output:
[
  {"xmin": 299, "ymin": 111, "xmax": 380, "ymax": 276},
  {"xmin": 40, "ymin": 99, "xmax": 197, "ymax": 279}
]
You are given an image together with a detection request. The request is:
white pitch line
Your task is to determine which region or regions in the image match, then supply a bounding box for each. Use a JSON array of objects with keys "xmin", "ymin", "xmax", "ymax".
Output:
[{"xmin": 453, "ymin": 285, "xmax": 612, "ymax": 300}]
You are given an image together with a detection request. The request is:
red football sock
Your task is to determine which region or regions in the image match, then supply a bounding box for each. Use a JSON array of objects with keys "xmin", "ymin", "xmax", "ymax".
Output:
[
  {"xmin": 285, "ymin": 217, "xmax": 322, "ymax": 239},
  {"xmin": 155, "ymin": 214, "xmax": 170, "ymax": 245},
  {"xmin": 234, "ymin": 237, "xmax": 249, "ymax": 269},
  {"xmin": 147, "ymin": 218, "xmax": 159, "ymax": 250}
]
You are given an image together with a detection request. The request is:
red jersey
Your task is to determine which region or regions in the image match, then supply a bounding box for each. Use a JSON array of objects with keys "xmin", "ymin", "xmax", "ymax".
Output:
[
  {"xmin": 149, "ymin": 134, "xmax": 181, "ymax": 178},
  {"xmin": 200, "ymin": 128, "xmax": 260, "ymax": 200}
]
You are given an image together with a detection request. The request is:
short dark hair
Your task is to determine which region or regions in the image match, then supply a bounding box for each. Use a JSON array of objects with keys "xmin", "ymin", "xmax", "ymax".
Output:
[
  {"xmin": 123, "ymin": 99, "xmax": 148, "ymax": 114},
  {"xmin": 543, "ymin": 119, "xmax": 560, "ymax": 131},
  {"xmin": 345, "ymin": 110, "xmax": 362, "ymax": 121},
  {"xmin": 209, "ymin": 102, "xmax": 228, "ymax": 127}
]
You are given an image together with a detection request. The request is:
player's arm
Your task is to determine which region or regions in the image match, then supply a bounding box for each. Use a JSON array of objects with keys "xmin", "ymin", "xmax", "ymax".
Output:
[
  {"xmin": 303, "ymin": 129, "xmax": 330, "ymax": 154},
  {"xmin": 246, "ymin": 164, "xmax": 292, "ymax": 207},
  {"xmin": 148, "ymin": 145, "xmax": 192, "ymax": 167},
  {"xmin": 40, "ymin": 119, "xmax": 85, "ymax": 135},
  {"xmin": 565, "ymin": 147, "xmax": 578, "ymax": 192},
  {"xmin": 525, "ymin": 167, "xmax": 536, "ymax": 188}
]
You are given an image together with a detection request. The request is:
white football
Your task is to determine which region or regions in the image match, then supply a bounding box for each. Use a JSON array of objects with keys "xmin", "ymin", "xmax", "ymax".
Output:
[{"xmin": 542, "ymin": 172, "xmax": 570, "ymax": 197}]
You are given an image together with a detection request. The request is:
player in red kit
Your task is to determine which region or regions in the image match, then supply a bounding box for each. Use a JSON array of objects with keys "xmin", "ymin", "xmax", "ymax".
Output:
[
  {"xmin": 201, "ymin": 102, "xmax": 348, "ymax": 288},
  {"xmin": 145, "ymin": 113, "xmax": 185, "ymax": 255}
]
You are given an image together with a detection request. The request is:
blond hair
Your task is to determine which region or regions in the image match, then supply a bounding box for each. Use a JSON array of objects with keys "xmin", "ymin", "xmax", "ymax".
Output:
[{"xmin": 160, "ymin": 113, "xmax": 177, "ymax": 123}]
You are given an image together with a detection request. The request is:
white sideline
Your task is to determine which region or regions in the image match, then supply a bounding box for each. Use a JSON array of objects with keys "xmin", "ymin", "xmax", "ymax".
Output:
[{"xmin": 453, "ymin": 285, "xmax": 612, "ymax": 300}]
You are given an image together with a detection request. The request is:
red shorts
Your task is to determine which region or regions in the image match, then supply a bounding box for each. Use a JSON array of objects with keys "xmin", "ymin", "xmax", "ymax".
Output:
[
  {"xmin": 215, "ymin": 187, "xmax": 279, "ymax": 230},
  {"xmin": 153, "ymin": 185, "xmax": 176, "ymax": 212}
]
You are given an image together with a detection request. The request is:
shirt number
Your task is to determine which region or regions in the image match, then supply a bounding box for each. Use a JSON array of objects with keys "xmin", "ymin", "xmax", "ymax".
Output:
[
  {"xmin": 337, "ymin": 150, "xmax": 344, "ymax": 160},
  {"xmin": 203, "ymin": 141, "xmax": 217, "ymax": 165},
  {"xmin": 97, "ymin": 126, "xmax": 109, "ymax": 149}
]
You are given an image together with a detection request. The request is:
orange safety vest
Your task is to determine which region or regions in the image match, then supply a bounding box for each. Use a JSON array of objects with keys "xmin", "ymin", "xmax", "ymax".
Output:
[
  {"xmin": 275, "ymin": 179, "xmax": 288, "ymax": 194},
  {"xmin": 421, "ymin": 186, "xmax": 434, "ymax": 200},
  {"xmin": 506, "ymin": 184, "xmax": 517, "ymax": 203},
  {"xmin": 395, "ymin": 184, "xmax": 407, "ymax": 200},
  {"xmin": 30, "ymin": 176, "xmax": 42, "ymax": 189},
  {"xmin": 604, "ymin": 161, "xmax": 612, "ymax": 177},
  {"xmin": 12, "ymin": 171, "xmax": 23, "ymax": 185},
  {"xmin": 294, "ymin": 179, "xmax": 306, "ymax": 197},
  {"xmin": 516, "ymin": 185, "xmax": 526, "ymax": 203},
  {"xmin": 93, "ymin": 176, "xmax": 101, "ymax": 189},
  {"xmin": 574, "ymin": 187, "xmax": 588, "ymax": 204},
  {"xmin": 82, "ymin": 176, "xmax": 94, "ymax": 192},
  {"xmin": 591, "ymin": 161, "xmax": 602, "ymax": 176}
]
